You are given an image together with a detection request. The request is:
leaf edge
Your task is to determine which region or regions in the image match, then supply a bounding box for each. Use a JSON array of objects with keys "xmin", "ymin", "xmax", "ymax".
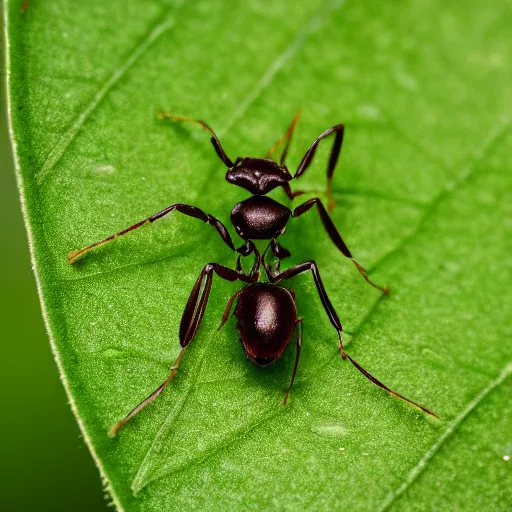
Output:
[{"xmin": 2, "ymin": 2, "xmax": 122, "ymax": 510}]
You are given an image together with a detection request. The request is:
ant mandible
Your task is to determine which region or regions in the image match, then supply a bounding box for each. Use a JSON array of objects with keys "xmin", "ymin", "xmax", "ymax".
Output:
[{"xmin": 68, "ymin": 111, "xmax": 438, "ymax": 436}]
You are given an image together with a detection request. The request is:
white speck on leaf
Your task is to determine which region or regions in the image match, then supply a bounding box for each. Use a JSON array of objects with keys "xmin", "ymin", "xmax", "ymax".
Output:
[
  {"xmin": 311, "ymin": 422, "xmax": 348, "ymax": 437},
  {"xmin": 357, "ymin": 104, "xmax": 381, "ymax": 120},
  {"xmin": 95, "ymin": 164, "xmax": 116, "ymax": 174}
]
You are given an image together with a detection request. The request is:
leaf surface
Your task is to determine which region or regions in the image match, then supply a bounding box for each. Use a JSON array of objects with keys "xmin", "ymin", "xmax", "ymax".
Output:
[{"xmin": 5, "ymin": 0, "xmax": 512, "ymax": 509}]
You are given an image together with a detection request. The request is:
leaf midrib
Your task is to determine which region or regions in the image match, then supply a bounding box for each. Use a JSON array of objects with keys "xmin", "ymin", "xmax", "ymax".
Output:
[{"xmin": 377, "ymin": 361, "xmax": 512, "ymax": 512}]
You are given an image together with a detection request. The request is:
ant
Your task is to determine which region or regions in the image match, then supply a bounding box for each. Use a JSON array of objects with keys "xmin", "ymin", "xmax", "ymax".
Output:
[{"xmin": 68, "ymin": 111, "xmax": 438, "ymax": 436}]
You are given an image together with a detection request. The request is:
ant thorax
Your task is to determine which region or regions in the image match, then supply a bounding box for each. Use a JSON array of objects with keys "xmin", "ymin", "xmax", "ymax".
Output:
[{"xmin": 225, "ymin": 157, "xmax": 292, "ymax": 195}]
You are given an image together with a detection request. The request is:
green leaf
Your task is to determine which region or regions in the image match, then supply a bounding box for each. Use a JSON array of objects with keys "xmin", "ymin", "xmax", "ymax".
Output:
[{"xmin": 5, "ymin": 0, "xmax": 512, "ymax": 509}]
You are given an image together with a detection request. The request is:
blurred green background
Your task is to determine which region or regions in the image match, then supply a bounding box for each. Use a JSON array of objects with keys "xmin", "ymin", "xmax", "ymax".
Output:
[{"xmin": 0, "ymin": 40, "xmax": 106, "ymax": 512}]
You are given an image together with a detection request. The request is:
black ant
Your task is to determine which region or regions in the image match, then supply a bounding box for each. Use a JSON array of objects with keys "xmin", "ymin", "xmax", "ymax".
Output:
[{"xmin": 68, "ymin": 111, "xmax": 438, "ymax": 436}]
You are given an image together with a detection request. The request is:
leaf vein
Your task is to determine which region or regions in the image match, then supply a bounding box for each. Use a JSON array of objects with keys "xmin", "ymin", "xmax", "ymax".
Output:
[
  {"xmin": 35, "ymin": 3, "xmax": 184, "ymax": 185},
  {"xmin": 377, "ymin": 361, "xmax": 512, "ymax": 512},
  {"xmin": 191, "ymin": 0, "xmax": 348, "ymax": 203},
  {"xmin": 131, "ymin": 343, "xmax": 208, "ymax": 493},
  {"xmin": 380, "ymin": 109, "xmax": 451, "ymax": 170},
  {"xmin": 368, "ymin": 116, "xmax": 511, "ymax": 273},
  {"xmin": 218, "ymin": 0, "xmax": 347, "ymax": 139},
  {"xmin": 135, "ymin": 406, "xmax": 283, "ymax": 493}
]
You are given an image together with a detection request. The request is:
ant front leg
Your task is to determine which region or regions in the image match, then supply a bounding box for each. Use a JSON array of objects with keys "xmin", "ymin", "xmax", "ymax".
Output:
[
  {"xmin": 157, "ymin": 112, "xmax": 234, "ymax": 168},
  {"xmin": 267, "ymin": 110, "xmax": 301, "ymax": 166},
  {"xmin": 68, "ymin": 204, "xmax": 235, "ymax": 263},
  {"xmin": 110, "ymin": 263, "xmax": 256, "ymax": 436},
  {"xmin": 269, "ymin": 261, "xmax": 437, "ymax": 418},
  {"xmin": 292, "ymin": 124, "xmax": 345, "ymax": 210},
  {"xmin": 293, "ymin": 198, "xmax": 389, "ymax": 294}
]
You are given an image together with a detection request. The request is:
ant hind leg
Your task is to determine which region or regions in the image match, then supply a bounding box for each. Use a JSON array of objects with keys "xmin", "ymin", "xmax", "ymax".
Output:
[
  {"xmin": 110, "ymin": 263, "xmax": 255, "ymax": 436},
  {"xmin": 270, "ymin": 260, "xmax": 436, "ymax": 418}
]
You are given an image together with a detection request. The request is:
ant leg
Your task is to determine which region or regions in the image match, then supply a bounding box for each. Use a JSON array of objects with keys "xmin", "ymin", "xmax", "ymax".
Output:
[
  {"xmin": 282, "ymin": 183, "xmax": 306, "ymax": 202},
  {"xmin": 249, "ymin": 246, "xmax": 262, "ymax": 278},
  {"xmin": 282, "ymin": 318, "xmax": 303, "ymax": 405},
  {"xmin": 109, "ymin": 346, "xmax": 186, "ymax": 437},
  {"xmin": 269, "ymin": 261, "xmax": 343, "ymax": 333},
  {"xmin": 269, "ymin": 238, "xmax": 291, "ymax": 275},
  {"xmin": 235, "ymin": 241, "xmax": 252, "ymax": 273},
  {"xmin": 236, "ymin": 240, "xmax": 261, "ymax": 278},
  {"xmin": 262, "ymin": 239, "xmax": 289, "ymax": 277},
  {"xmin": 293, "ymin": 198, "xmax": 389, "ymax": 294},
  {"xmin": 157, "ymin": 112, "xmax": 234, "ymax": 168},
  {"xmin": 218, "ymin": 289, "xmax": 243, "ymax": 331},
  {"xmin": 68, "ymin": 204, "xmax": 235, "ymax": 263},
  {"xmin": 293, "ymin": 124, "xmax": 345, "ymax": 210},
  {"xmin": 236, "ymin": 241, "xmax": 253, "ymax": 256},
  {"xmin": 270, "ymin": 261, "xmax": 437, "ymax": 418},
  {"xmin": 271, "ymin": 238, "xmax": 291, "ymax": 259},
  {"xmin": 180, "ymin": 263, "xmax": 256, "ymax": 346},
  {"xmin": 337, "ymin": 333, "xmax": 438, "ymax": 418},
  {"xmin": 110, "ymin": 263, "xmax": 255, "ymax": 435},
  {"xmin": 267, "ymin": 109, "xmax": 301, "ymax": 165},
  {"xmin": 236, "ymin": 251, "xmax": 260, "ymax": 278}
]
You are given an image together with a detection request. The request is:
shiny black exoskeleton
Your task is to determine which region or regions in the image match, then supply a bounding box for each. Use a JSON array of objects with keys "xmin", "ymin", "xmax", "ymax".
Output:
[
  {"xmin": 231, "ymin": 195, "xmax": 291, "ymax": 240},
  {"xmin": 68, "ymin": 111, "xmax": 437, "ymax": 436},
  {"xmin": 234, "ymin": 283, "xmax": 297, "ymax": 367}
]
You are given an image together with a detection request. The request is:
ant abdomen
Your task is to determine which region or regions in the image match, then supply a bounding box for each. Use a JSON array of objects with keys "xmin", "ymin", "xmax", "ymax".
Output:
[{"xmin": 234, "ymin": 283, "xmax": 298, "ymax": 367}]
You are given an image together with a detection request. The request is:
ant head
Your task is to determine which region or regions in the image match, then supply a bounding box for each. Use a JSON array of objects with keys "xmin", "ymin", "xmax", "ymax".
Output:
[{"xmin": 225, "ymin": 157, "xmax": 292, "ymax": 195}]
